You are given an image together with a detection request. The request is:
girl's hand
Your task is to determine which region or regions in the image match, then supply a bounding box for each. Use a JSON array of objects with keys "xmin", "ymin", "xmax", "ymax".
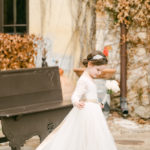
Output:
[
  {"xmin": 100, "ymin": 103, "xmax": 104, "ymax": 109},
  {"xmin": 74, "ymin": 101, "xmax": 85, "ymax": 109}
]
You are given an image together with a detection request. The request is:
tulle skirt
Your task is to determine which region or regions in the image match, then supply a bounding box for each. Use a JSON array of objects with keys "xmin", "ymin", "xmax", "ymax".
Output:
[{"xmin": 36, "ymin": 102, "xmax": 117, "ymax": 150}]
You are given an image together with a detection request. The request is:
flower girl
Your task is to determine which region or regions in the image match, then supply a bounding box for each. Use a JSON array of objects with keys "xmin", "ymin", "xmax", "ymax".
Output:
[{"xmin": 36, "ymin": 51, "xmax": 117, "ymax": 150}]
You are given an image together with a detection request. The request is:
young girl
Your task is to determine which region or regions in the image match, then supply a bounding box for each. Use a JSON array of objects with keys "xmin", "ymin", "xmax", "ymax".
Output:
[{"xmin": 36, "ymin": 51, "xmax": 117, "ymax": 150}]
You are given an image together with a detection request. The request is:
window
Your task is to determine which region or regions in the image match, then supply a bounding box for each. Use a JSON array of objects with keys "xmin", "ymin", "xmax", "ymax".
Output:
[{"xmin": 0, "ymin": 0, "xmax": 29, "ymax": 34}]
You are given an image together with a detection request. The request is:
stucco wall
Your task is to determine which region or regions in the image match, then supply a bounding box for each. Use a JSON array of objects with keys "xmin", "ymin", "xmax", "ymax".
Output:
[{"xmin": 29, "ymin": 0, "xmax": 81, "ymax": 74}]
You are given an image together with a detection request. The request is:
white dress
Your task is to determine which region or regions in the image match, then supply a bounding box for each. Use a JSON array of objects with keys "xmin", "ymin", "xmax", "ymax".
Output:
[{"xmin": 36, "ymin": 71, "xmax": 117, "ymax": 150}]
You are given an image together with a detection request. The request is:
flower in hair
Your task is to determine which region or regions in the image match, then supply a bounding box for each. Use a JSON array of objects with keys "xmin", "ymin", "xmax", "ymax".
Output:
[
  {"xmin": 103, "ymin": 47, "xmax": 108, "ymax": 57},
  {"xmin": 93, "ymin": 55, "xmax": 103, "ymax": 60}
]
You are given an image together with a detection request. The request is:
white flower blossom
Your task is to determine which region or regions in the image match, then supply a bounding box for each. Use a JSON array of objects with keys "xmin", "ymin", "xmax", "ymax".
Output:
[{"xmin": 105, "ymin": 80, "xmax": 120, "ymax": 93}]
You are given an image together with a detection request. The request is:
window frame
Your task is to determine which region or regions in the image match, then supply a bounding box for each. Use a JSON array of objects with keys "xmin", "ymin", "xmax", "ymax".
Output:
[{"xmin": 0, "ymin": 0, "xmax": 29, "ymax": 34}]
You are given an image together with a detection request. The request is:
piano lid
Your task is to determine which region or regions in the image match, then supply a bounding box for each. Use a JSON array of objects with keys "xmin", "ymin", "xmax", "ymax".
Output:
[{"xmin": 0, "ymin": 67, "xmax": 65, "ymax": 117}]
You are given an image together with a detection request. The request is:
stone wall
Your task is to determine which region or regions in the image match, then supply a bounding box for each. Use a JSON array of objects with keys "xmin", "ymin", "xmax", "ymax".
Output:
[
  {"xmin": 127, "ymin": 28, "xmax": 150, "ymax": 119},
  {"xmin": 96, "ymin": 13, "xmax": 150, "ymax": 119}
]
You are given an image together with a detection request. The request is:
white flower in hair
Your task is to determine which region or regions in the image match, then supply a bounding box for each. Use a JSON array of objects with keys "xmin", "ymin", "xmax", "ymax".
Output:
[{"xmin": 92, "ymin": 55, "xmax": 103, "ymax": 60}]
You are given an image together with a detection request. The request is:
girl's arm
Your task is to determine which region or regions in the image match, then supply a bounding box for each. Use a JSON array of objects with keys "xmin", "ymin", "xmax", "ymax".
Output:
[{"xmin": 71, "ymin": 79, "xmax": 86, "ymax": 108}]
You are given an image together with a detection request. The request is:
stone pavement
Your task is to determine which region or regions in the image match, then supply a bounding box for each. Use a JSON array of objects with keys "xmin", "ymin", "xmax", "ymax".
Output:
[
  {"xmin": 107, "ymin": 113, "xmax": 150, "ymax": 150},
  {"xmin": 1, "ymin": 112, "xmax": 150, "ymax": 150}
]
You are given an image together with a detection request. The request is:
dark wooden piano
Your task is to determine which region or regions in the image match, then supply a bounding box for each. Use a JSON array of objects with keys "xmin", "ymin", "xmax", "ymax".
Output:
[{"xmin": 0, "ymin": 66, "xmax": 72, "ymax": 150}]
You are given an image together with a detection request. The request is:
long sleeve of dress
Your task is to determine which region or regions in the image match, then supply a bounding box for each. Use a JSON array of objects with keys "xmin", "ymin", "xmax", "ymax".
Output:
[{"xmin": 71, "ymin": 79, "xmax": 86, "ymax": 105}]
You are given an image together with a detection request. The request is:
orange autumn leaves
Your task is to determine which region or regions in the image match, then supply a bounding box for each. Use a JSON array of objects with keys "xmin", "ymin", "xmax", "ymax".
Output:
[
  {"xmin": 96, "ymin": 0, "xmax": 150, "ymax": 28},
  {"xmin": 0, "ymin": 34, "xmax": 38, "ymax": 70}
]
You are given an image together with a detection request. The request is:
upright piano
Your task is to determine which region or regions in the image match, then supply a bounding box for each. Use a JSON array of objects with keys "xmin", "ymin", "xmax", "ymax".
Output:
[{"xmin": 0, "ymin": 67, "xmax": 72, "ymax": 150}]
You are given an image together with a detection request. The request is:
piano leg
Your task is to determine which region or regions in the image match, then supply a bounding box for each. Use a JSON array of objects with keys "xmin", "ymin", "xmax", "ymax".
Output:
[
  {"xmin": 39, "ymin": 122, "xmax": 55, "ymax": 142},
  {"xmin": 11, "ymin": 146, "xmax": 21, "ymax": 150}
]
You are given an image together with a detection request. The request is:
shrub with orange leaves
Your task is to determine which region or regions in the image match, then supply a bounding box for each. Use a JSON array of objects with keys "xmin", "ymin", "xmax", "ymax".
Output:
[
  {"xmin": 0, "ymin": 34, "xmax": 38, "ymax": 70},
  {"xmin": 96, "ymin": 0, "xmax": 150, "ymax": 28}
]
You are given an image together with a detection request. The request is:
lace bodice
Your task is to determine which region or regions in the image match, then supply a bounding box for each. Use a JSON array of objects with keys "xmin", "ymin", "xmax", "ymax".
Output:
[{"xmin": 71, "ymin": 71, "xmax": 98, "ymax": 104}]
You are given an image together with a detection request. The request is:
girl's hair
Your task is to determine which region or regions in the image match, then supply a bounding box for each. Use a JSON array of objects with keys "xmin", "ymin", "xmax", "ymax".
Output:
[{"xmin": 82, "ymin": 51, "xmax": 108, "ymax": 67}]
